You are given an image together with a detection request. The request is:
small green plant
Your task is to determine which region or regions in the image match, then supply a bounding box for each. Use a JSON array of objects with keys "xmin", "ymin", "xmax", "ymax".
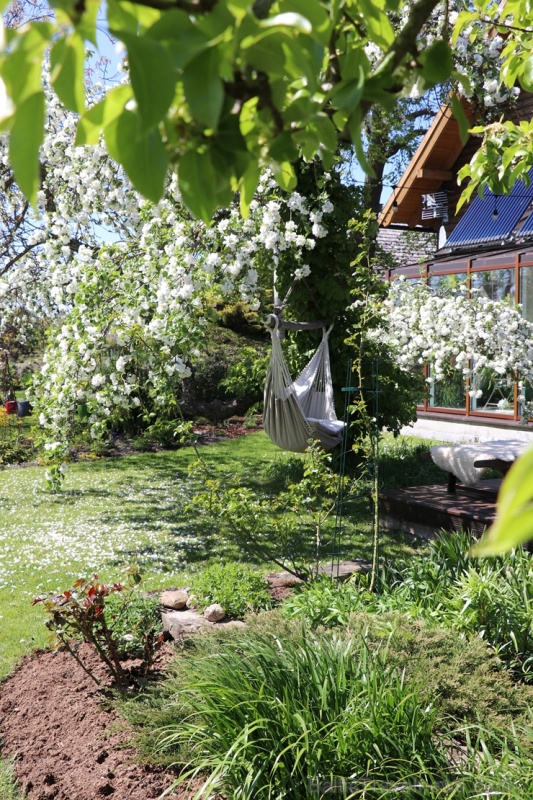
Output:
[
  {"xmin": 33, "ymin": 570, "xmax": 164, "ymax": 691},
  {"xmin": 283, "ymin": 574, "xmax": 370, "ymax": 627},
  {"xmin": 105, "ymin": 592, "xmax": 163, "ymax": 663},
  {"xmin": 130, "ymin": 419, "xmax": 195, "ymax": 451},
  {"xmin": 264, "ymin": 453, "xmax": 305, "ymax": 492},
  {"xmin": 190, "ymin": 563, "xmax": 272, "ymax": 618},
  {"xmin": 190, "ymin": 442, "xmax": 348, "ymax": 579},
  {"xmin": 0, "ymin": 440, "xmax": 35, "ymax": 465}
]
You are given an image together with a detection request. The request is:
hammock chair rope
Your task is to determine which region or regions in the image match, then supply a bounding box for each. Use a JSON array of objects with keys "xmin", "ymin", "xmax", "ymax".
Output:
[{"xmin": 263, "ymin": 315, "xmax": 344, "ymax": 453}]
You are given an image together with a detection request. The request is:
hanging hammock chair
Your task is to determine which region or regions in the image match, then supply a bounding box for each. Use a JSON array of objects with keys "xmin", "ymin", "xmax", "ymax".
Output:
[{"xmin": 263, "ymin": 315, "xmax": 345, "ymax": 453}]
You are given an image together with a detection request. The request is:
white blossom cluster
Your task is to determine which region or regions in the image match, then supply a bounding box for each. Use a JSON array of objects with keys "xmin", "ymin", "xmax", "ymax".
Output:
[
  {"xmin": 372, "ymin": 279, "xmax": 533, "ymax": 393},
  {"xmin": 0, "ymin": 78, "xmax": 336, "ymax": 452},
  {"xmin": 362, "ymin": 1, "xmax": 515, "ymax": 115}
]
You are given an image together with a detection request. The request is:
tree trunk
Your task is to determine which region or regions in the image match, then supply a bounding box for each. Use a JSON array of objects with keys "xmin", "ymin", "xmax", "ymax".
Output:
[{"xmin": 179, "ymin": 378, "xmax": 262, "ymax": 421}]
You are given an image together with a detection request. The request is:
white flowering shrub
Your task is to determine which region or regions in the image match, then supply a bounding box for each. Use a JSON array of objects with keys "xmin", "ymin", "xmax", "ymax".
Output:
[{"xmin": 375, "ymin": 279, "xmax": 533, "ymax": 411}]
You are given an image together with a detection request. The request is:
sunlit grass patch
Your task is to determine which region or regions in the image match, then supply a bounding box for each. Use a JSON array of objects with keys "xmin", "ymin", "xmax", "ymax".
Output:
[
  {"xmin": 0, "ymin": 432, "xmax": 428, "ymax": 679},
  {"xmin": 0, "ymin": 757, "xmax": 26, "ymax": 800}
]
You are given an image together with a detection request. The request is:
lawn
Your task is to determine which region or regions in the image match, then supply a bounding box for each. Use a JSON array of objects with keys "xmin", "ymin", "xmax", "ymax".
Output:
[
  {"xmin": 0, "ymin": 433, "xmax": 267, "ymax": 676},
  {"xmin": 0, "ymin": 431, "xmax": 420, "ymax": 679}
]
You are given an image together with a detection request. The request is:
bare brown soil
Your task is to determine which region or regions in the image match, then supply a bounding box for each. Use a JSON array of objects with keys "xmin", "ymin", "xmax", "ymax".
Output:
[{"xmin": 0, "ymin": 644, "xmax": 197, "ymax": 800}]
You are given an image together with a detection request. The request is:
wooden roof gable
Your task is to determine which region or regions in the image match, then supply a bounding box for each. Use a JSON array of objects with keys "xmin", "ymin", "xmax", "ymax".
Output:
[{"xmin": 379, "ymin": 95, "xmax": 476, "ymax": 228}]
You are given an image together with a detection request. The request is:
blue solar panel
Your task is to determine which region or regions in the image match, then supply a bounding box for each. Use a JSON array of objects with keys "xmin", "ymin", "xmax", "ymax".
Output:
[
  {"xmin": 445, "ymin": 169, "xmax": 533, "ymax": 248},
  {"xmin": 518, "ymin": 204, "xmax": 533, "ymax": 236}
]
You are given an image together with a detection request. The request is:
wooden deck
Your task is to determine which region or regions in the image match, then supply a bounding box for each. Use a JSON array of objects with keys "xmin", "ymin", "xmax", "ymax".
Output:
[{"xmin": 379, "ymin": 479, "xmax": 501, "ymax": 540}]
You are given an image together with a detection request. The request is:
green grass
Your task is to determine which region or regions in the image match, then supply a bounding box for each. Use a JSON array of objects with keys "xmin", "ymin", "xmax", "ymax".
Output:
[
  {"xmin": 0, "ymin": 758, "xmax": 26, "ymax": 800},
  {"xmin": 0, "ymin": 433, "xmax": 272, "ymax": 677},
  {"xmin": 0, "ymin": 431, "xmax": 424, "ymax": 679},
  {"xmin": 121, "ymin": 618, "xmax": 533, "ymax": 799}
]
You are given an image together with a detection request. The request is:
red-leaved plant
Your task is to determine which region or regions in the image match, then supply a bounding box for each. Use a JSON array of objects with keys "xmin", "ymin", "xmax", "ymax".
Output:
[{"xmin": 33, "ymin": 570, "xmax": 164, "ymax": 691}]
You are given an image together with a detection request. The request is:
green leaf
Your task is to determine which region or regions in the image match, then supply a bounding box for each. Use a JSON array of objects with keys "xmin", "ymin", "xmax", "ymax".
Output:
[
  {"xmin": 241, "ymin": 33, "xmax": 288, "ymax": 73},
  {"xmin": 178, "ymin": 149, "xmax": 219, "ymax": 222},
  {"xmin": 348, "ymin": 110, "xmax": 375, "ymax": 177},
  {"xmin": 9, "ymin": 90, "xmax": 44, "ymax": 207},
  {"xmin": 76, "ymin": 85, "xmax": 133, "ymax": 145},
  {"xmin": 107, "ymin": 0, "xmax": 160, "ymax": 32},
  {"xmin": 271, "ymin": 160, "xmax": 297, "ymax": 191},
  {"xmin": 148, "ymin": 11, "xmax": 209, "ymax": 69},
  {"xmin": 519, "ymin": 55, "xmax": 533, "ymax": 93},
  {"xmin": 227, "ymin": 0, "xmax": 250, "ymax": 21},
  {"xmin": 183, "ymin": 48, "xmax": 223, "ymax": 130},
  {"xmin": 259, "ymin": 12, "xmax": 312, "ymax": 34},
  {"xmin": 75, "ymin": 0, "xmax": 99, "ymax": 46},
  {"xmin": 268, "ymin": 131, "xmax": 299, "ymax": 162},
  {"xmin": 314, "ymin": 113, "xmax": 337, "ymax": 152},
  {"xmin": 104, "ymin": 109, "xmax": 168, "ymax": 202},
  {"xmin": 330, "ymin": 73, "xmax": 364, "ymax": 113},
  {"xmin": 115, "ymin": 32, "xmax": 175, "ymax": 133},
  {"xmin": 213, "ymin": 109, "xmax": 251, "ymax": 177},
  {"xmin": 106, "ymin": 0, "xmax": 141, "ymax": 34},
  {"xmin": 471, "ymin": 447, "xmax": 533, "ymax": 556},
  {"xmin": 50, "ymin": 33, "xmax": 86, "ymax": 113},
  {"xmin": 418, "ymin": 40, "xmax": 453, "ymax": 86},
  {"xmin": 340, "ymin": 47, "xmax": 370, "ymax": 82},
  {"xmin": 293, "ymin": 128, "xmax": 320, "ymax": 161},
  {"xmin": 359, "ymin": 0, "xmax": 394, "ymax": 49},
  {"xmin": 239, "ymin": 96, "xmax": 259, "ymax": 139},
  {"xmin": 239, "ymin": 160, "xmax": 260, "ymax": 218},
  {"xmin": 280, "ymin": 0, "xmax": 331, "ymax": 45},
  {"xmin": 450, "ymin": 94, "xmax": 470, "ymax": 144},
  {"xmin": 1, "ymin": 23, "xmax": 52, "ymax": 105},
  {"xmin": 281, "ymin": 37, "xmax": 322, "ymax": 87}
]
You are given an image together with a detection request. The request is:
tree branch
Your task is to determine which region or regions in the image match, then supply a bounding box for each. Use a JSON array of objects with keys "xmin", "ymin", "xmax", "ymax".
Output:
[{"xmin": 0, "ymin": 241, "xmax": 42, "ymax": 276}]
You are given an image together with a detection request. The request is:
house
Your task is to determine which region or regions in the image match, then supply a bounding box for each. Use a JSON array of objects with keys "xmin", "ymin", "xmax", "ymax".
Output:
[{"xmin": 378, "ymin": 93, "xmax": 533, "ymax": 444}]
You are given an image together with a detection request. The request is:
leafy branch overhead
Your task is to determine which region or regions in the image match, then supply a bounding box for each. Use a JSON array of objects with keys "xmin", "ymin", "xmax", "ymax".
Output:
[{"xmin": 0, "ymin": 0, "xmax": 459, "ymax": 219}]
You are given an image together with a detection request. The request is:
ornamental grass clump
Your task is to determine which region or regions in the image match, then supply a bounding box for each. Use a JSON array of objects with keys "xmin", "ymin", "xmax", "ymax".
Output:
[{"xmin": 156, "ymin": 631, "xmax": 452, "ymax": 799}]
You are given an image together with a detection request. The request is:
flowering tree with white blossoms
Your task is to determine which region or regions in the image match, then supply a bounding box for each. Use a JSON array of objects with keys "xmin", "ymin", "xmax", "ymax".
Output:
[
  {"xmin": 6, "ymin": 90, "xmax": 361, "ymax": 469},
  {"xmin": 0, "ymin": 77, "xmax": 422, "ymax": 489},
  {"xmin": 375, "ymin": 279, "xmax": 533, "ymax": 413}
]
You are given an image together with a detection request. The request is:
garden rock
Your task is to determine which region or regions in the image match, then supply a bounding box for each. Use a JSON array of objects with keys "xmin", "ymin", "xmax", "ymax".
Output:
[
  {"xmin": 204, "ymin": 603, "xmax": 226, "ymax": 622},
  {"xmin": 317, "ymin": 560, "xmax": 372, "ymax": 579},
  {"xmin": 160, "ymin": 589, "xmax": 188, "ymax": 609},
  {"xmin": 162, "ymin": 609, "xmax": 208, "ymax": 638},
  {"xmin": 266, "ymin": 571, "xmax": 304, "ymax": 588},
  {"xmin": 161, "ymin": 608, "xmax": 244, "ymax": 640}
]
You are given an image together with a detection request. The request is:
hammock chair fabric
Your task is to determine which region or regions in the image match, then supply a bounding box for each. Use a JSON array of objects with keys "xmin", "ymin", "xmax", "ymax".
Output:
[{"xmin": 263, "ymin": 319, "xmax": 344, "ymax": 453}]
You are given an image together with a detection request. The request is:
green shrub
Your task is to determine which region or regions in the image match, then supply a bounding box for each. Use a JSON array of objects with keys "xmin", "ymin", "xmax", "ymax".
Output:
[
  {"xmin": 285, "ymin": 533, "xmax": 533, "ymax": 681},
  {"xmin": 283, "ymin": 575, "xmax": 369, "ymax": 627},
  {"xmin": 436, "ymin": 548, "xmax": 533, "ymax": 679},
  {"xmin": 155, "ymin": 631, "xmax": 451, "ymax": 798},
  {"xmin": 344, "ymin": 612, "xmax": 533, "ymax": 738},
  {"xmin": 377, "ymin": 435, "xmax": 446, "ymax": 488},
  {"xmin": 190, "ymin": 563, "xmax": 272, "ymax": 618},
  {"xmin": 105, "ymin": 592, "xmax": 163, "ymax": 662},
  {"xmin": 0, "ymin": 439, "xmax": 36, "ymax": 465},
  {"xmin": 33, "ymin": 572, "xmax": 164, "ymax": 690},
  {"xmin": 130, "ymin": 419, "xmax": 194, "ymax": 451}
]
